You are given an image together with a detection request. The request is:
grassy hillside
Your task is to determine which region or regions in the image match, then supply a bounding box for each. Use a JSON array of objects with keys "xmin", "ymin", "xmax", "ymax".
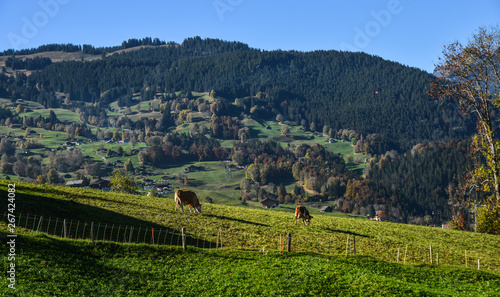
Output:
[
  {"xmin": 1, "ymin": 180, "xmax": 500, "ymax": 296},
  {"xmin": 3, "ymin": 181, "xmax": 500, "ymax": 265},
  {"xmin": 1, "ymin": 232, "xmax": 499, "ymax": 296}
]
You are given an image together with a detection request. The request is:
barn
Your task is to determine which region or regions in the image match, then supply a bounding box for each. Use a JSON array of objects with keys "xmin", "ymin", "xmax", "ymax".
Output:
[
  {"xmin": 320, "ymin": 206, "xmax": 333, "ymax": 213},
  {"xmin": 260, "ymin": 198, "xmax": 279, "ymax": 209}
]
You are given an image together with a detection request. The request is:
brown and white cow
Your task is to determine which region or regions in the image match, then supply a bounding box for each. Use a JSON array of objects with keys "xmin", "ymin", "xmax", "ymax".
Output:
[
  {"xmin": 294, "ymin": 205, "xmax": 312, "ymax": 225},
  {"xmin": 174, "ymin": 190, "xmax": 202, "ymax": 214}
]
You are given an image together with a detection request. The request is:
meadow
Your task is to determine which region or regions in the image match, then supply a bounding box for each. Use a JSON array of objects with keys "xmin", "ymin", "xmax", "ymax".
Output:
[{"xmin": 1, "ymin": 180, "xmax": 499, "ymax": 296}]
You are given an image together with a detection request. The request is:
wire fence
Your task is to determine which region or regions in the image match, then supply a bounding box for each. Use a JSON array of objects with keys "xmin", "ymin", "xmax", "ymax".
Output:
[
  {"xmin": 1, "ymin": 212, "xmax": 221, "ymax": 250},
  {"xmin": 1, "ymin": 212, "xmax": 496, "ymax": 271}
]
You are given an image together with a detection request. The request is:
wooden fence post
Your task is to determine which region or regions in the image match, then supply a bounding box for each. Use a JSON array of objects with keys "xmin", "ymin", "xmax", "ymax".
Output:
[
  {"xmin": 353, "ymin": 235, "xmax": 356, "ymax": 255},
  {"xmin": 465, "ymin": 250, "xmax": 468, "ymax": 267},
  {"xmin": 181, "ymin": 228, "xmax": 186, "ymax": 250},
  {"xmin": 436, "ymin": 253, "xmax": 439, "ymax": 265},
  {"xmin": 404, "ymin": 244, "xmax": 408, "ymax": 264},
  {"xmin": 221, "ymin": 229, "xmax": 224, "ymax": 250},
  {"xmin": 129, "ymin": 226, "xmax": 133, "ymax": 244},
  {"xmin": 397, "ymin": 248, "xmax": 400, "ymax": 263},
  {"xmin": 478, "ymin": 259, "xmax": 480, "ymax": 270},
  {"xmin": 63, "ymin": 219, "xmax": 67, "ymax": 238},
  {"xmin": 287, "ymin": 233, "xmax": 292, "ymax": 252},
  {"xmin": 345, "ymin": 235, "xmax": 349, "ymax": 256},
  {"xmin": 152, "ymin": 228, "xmax": 155, "ymax": 246},
  {"xmin": 96, "ymin": 223, "xmax": 101, "ymax": 241},
  {"xmin": 91, "ymin": 222, "xmax": 94, "ymax": 244},
  {"xmin": 36, "ymin": 216, "xmax": 43, "ymax": 233},
  {"xmin": 216, "ymin": 229, "xmax": 219, "ymax": 251},
  {"xmin": 429, "ymin": 245, "xmax": 433, "ymax": 264}
]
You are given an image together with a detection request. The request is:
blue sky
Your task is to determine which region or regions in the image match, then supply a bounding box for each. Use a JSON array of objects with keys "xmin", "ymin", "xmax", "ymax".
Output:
[{"xmin": 0, "ymin": 0, "xmax": 498, "ymax": 73}]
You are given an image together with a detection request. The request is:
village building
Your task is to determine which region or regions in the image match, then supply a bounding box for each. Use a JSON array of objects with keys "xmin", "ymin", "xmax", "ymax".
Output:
[
  {"xmin": 184, "ymin": 165, "xmax": 205, "ymax": 173},
  {"xmin": 320, "ymin": 206, "xmax": 333, "ymax": 213},
  {"xmin": 66, "ymin": 180, "xmax": 85, "ymax": 187},
  {"xmin": 260, "ymin": 198, "xmax": 279, "ymax": 209},
  {"xmin": 89, "ymin": 178, "xmax": 111, "ymax": 189}
]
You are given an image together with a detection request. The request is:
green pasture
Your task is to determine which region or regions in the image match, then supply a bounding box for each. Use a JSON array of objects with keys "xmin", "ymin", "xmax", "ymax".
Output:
[
  {"xmin": 0, "ymin": 98, "xmax": 45, "ymax": 110},
  {"xmin": 1, "ymin": 180, "xmax": 499, "ymax": 296},
  {"xmin": 20, "ymin": 108, "xmax": 80, "ymax": 123},
  {"xmin": 1, "ymin": 231, "xmax": 498, "ymax": 296},
  {"xmin": 2, "ymin": 181, "xmax": 500, "ymax": 271}
]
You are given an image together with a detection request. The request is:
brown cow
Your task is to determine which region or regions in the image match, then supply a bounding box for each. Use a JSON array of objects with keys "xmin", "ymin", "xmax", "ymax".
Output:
[
  {"xmin": 174, "ymin": 190, "xmax": 202, "ymax": 214},
  {"xmin": 294, "ymin": 206, "xmax": 312, "ymax": 225}
]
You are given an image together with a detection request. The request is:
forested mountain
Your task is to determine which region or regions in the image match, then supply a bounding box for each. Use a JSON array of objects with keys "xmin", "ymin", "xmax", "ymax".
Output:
[
  {"xmin": 0, "ymin": 37, "xmax": 482, "ymax": 226},
  {"xmin": 0, "ymin": 37, "xmax": 474, "ymax": 150}
]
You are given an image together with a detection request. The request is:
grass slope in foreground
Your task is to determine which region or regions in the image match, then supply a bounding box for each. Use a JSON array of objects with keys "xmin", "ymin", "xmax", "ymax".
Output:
[
  {"xmin": 0, "ymin": 231, "xmax": 499, "ymax": 296},
  {"xmin": 1, "ymin": 181, "xmax": 500, "ymax": 295}
]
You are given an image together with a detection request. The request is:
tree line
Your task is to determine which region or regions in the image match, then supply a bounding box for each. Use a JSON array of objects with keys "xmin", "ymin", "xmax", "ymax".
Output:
[{"xmin": 0, "ymin": 37, "xmax": 475, "ymax": 150}]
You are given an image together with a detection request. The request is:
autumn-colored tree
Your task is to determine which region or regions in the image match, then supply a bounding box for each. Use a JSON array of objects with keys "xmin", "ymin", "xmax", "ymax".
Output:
[
  {"xmin": 124, "ymin": 158, "xmax": 134, "ymax": 172},
  {"xmin": 149, "ymin": 186, "xmax": 159, "ymax": 198},
  {"xmin": 449, "ymin": 213, "xmax": 467, "ymax": 230},
  {"xmin": 110, "ymin": 170, "xmax": 136, "ymax": 194},
  {"xmin": 281, "ymin": 126, "xmax": 290, "ymax": 136},
  {"xmin": 430, "ymin": 27, "xmax": 500, "ymax": 234}
]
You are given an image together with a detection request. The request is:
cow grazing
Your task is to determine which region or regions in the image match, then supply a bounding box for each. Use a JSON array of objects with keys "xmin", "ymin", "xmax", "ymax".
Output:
[
  {"xmin": 174, "ymin": 190, "xmax": 202, "ymax": 214},
  {"xmin": 295, "ymin": 206, "xmax": 312, "ymax": 226}
]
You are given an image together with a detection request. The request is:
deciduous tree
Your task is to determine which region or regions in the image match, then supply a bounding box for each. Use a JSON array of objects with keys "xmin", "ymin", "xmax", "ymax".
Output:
[
  {"xmin": 430, "ymin": 26, "xmax": 500, "ymax": 234},
  {"xmin": 110, "ymin": 169, "xmax": 137, "ymax": 194}
]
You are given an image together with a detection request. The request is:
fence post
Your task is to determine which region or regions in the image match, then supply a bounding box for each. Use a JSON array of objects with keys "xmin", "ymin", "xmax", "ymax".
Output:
[
  {"xmin": 54, "ymin": 218, "xmax": 59, "ymax": 236},
  {"xmin": 465, "ymin": 250, "xmax": 468, "ymax": 268},
  {"xmin": 397, "ymin": 248, "xmax": 400, "ymax": 263},
  {"xmin": 181, "ymin": 228, "xmax": 186, "ymax": 250},
  {"xmin": 36, "ymin": 216, "xmax": 43, "ymax": 233},
  {"xmin": 436, "ymin": 253, "xmax": 439, "ymax": 265},
  {"xmin": 152, "ymin": 228, "xmax": 155, "ymax": 246},
  {"xmin": 46, "ymin": 217, "xmax": 51, "ymax": 233},
  {"xmin": 353, "ymin": 235, "xmax": 356, "ymax": 255},
  {"xmin": 404, "ymin": 244, "xmax": 408, "ymax": 264},
  {"xmin": 478, "ymin": 259, "xmax": 480, "ymax": 270},
  {"xmin": 287, "ymin": 233, "xmax": 292, "ymax": 252},
  {"xmin": 219, "ymin": 228, "xmax": 223, "ymax": 250},
  {"xmin": 129, "ymin": 226, "xmax": 133, "ymax": 244},
  {"xmin": 74, "ymin": 221, "xmax": 80, "ymax": 239},
  {"xmin": 123, "ymin": 226, "xmax": 128, "ymax": 243},
  {"xmin": 143, "ymin": 227, "xmax": 148, "ymax": 243},
  {"xmin": 346, "ymin": 235, "xmax": 349, "ymax": 256},
  {"xmin": 116, "ymin": 225, "xmax": 121, "ymax": 242},
  {"xmin": 97, "ymin": 223, "xmax": 101, "ymax": 241},
  {"xmin": 429, "ymin": 245, "xmax": 433, "ymax": 264},
  {"xmin": 91, "ymin": 222, "xmax": 95, "ymax": 244},
  {"xmin": 63, "ymin": 219, "xmax": 67, "ymax": 238},
  {"xmin": 32, "ymin": 215, "xmax": 37, "ymax": 230}
]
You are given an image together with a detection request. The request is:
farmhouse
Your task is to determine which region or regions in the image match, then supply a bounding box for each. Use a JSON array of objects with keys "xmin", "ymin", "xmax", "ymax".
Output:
[
  {"xmin": 260, "ymin": 198, "xmax": 279, "ymax": 209},
  {"xmin": 161, "ymin": 175, "xmax": 175, "ymax": 182},
  {"xmin": 227, "ymin": 164, "xmax": 239, "ymax": 170},
  {"xmin": 153, "ymin": 183, "xmax": 173, "ymax": 195},
  {"xmin": 89, "ymin": 178, "xmax": 111, "ymax": 189},
  {"xmin": 184, "ymin": 165, "xmax": 205, "ymax": 173},
  {"xmin": 66, "ymin": 180, "xmax": 85, "ymax": 187},
  {"xmin": 320, "ymin": 206, "xmax": 333, "ymax": 213}
]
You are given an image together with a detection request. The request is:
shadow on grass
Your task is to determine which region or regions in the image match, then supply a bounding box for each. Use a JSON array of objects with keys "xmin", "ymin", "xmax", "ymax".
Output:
[
  {"xmin": 203, "ymin": 214, "xmax": 270, "ymax": 227},
  {"xmin": 322, "ymin": 227, "xmax": 371, "ymax": 238}
]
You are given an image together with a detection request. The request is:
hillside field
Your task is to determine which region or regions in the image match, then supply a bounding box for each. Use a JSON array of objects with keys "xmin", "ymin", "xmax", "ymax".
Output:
[{"xmin": 1, "ymin": 181, "xmax": 499, "ymax": 295}]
